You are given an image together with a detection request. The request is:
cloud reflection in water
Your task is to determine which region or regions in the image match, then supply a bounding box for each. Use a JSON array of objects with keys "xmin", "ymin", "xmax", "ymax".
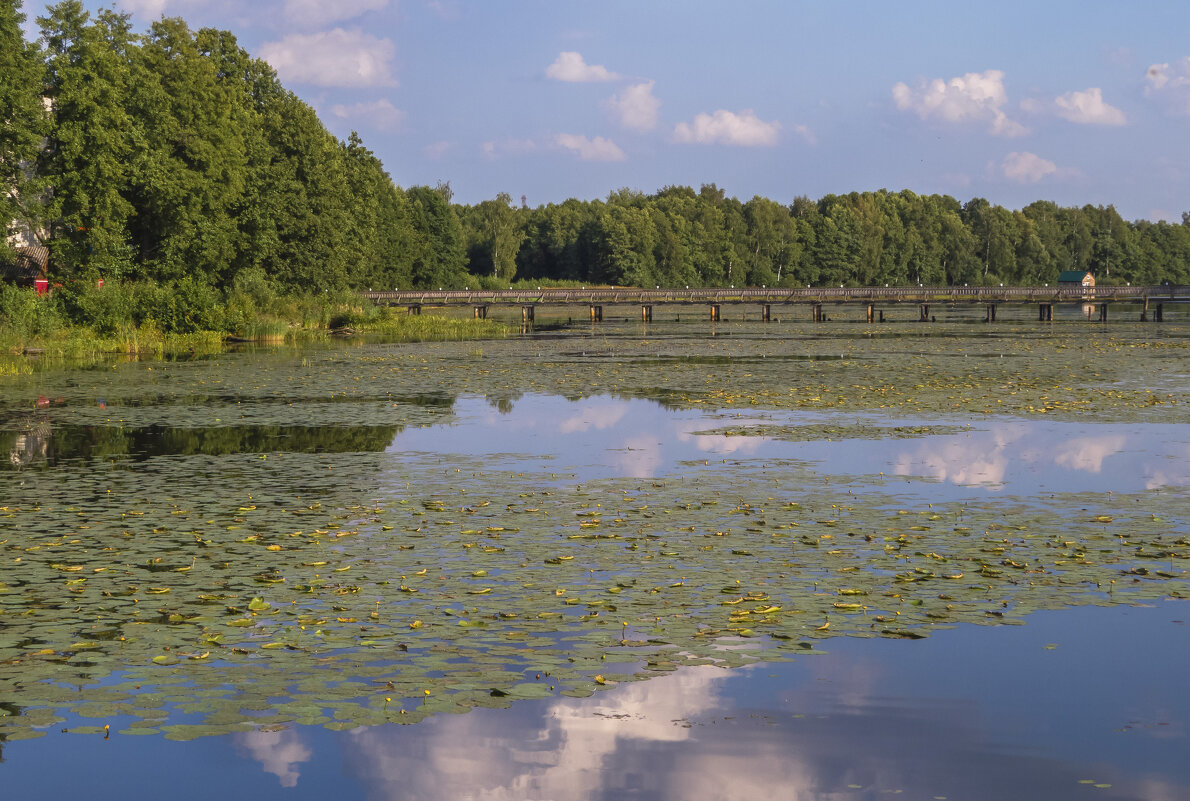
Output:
[
  {"xmin": 334, "ymin": 634, "xmax": 1190, "ymax": 801},
  {"xmin": 890, "ymin": 422, "xmax": 1190, "ymax": 493},
  {"xmin": 235, "ymin": 728, "xmax": 313, "ymax": 788},
  {"xmin": 386, "ymin": 394, "xmax": 1190, "ymax": 495}
]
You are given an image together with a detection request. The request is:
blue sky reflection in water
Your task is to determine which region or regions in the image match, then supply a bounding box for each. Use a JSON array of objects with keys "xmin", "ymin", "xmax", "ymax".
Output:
[
  {"xmin": 5, "ymin": 332, "xmax": 1190, "ymax": 800},
  {"xmin": 386, "ymin": 393, "xmax": 1190, "ymax": 497},
  {"xmin": 338, "ymin": 604, "xmax": 1190, "ymax": 801},
  {"xmin": 5, "ymin": 603, "xmax": 1187, "ymax": 801}
]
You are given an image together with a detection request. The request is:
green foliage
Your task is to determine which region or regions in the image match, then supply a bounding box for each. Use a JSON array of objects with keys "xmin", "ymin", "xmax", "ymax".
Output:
[
  {"xmin": 6, "ymin": 0, "xmax": 1190, "ymax": 320},
  {"xmin": 459, "ymin": 192, "xmax": 527, "ymax": 281},
  {"xmin": 0, "ymin": 284, "xmax": 62, "ymax": 339},
  {"xmin": 0, "ymin": 0, "xmax": 49, "ymax": 257},
  {"xmin": 23, "ymin": 6, "xmax": 421, "ymax": 296},
  {"xmin": 38, "ymin": 2, "xmax": 139, "ymax": 276},
  {"xmin": 405, "ymin": 186, "xmax": 469, "ymax": 289},
  {"xmin": 483, "ymin": 187, "xmax": 1190, "ymax": 288}
]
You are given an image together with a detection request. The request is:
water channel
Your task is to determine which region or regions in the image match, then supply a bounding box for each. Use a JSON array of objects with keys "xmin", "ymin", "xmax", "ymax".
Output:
[{"xmin": 2, "ymin": 316, "xmax": 1188, "ymax": 799}]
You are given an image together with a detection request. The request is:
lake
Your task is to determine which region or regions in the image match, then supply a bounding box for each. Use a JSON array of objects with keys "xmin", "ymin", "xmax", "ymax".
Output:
[{"xmin": 2, "ymin": 313, "xmax": 1188, "ymax": 800}]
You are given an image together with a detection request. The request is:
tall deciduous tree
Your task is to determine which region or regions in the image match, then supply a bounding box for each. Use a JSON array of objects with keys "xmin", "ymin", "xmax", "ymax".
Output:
[
  {"xmin": 406, "ymin": 185, "xmax": 467, "ymax": 289},
  {"xmin": 472, "ymin": 192, "xmax": 525, "ymax": 281},
  {"xmin": 128, "ymin": 18, "xmax": 250, "ymax": 285},
  {"xmin": 1, "ymin": 0, "xmax": 48, "ymax": 256},
  {"xmin": 39, "ymin": 1, "xmax": 138, "ymax": 277}
]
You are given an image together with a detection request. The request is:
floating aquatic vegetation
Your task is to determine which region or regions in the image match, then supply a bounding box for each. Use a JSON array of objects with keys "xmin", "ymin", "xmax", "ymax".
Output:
[
  {"xmin": 0, "ymin": 319, "xmax": 1188, "ymax": 741},
  {"xmin": 0, "ymin": 446, "xmax": 1187, "ymax": 741},
  {"xmin": 2, "ymin": 320, "xmax": 1187, "ymax": 425},
  {"xmin": 688, "ymin": 422, "xmax": 972, "ymax": 442}
]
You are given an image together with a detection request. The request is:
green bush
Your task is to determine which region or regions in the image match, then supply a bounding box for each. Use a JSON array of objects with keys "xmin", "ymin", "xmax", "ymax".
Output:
[
  {"xmin": 0, "ymin": 284, "xmax": 41, "ymax": 338},
  {"xmin": 56, "ymin": 280, "xmax": 136, "ymax": 335},
  {"xmin": 158, "ymin": 278, "xmax": 225, "ymax": 333}
]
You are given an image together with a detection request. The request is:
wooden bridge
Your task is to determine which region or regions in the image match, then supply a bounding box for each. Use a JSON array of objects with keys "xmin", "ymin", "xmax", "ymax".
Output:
[{"xmin": 363, "ymin": 284, "xmax": 1190, "ymax": 323}]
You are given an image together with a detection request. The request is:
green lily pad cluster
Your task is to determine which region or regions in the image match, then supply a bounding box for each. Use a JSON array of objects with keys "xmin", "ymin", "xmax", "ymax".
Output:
[
  {"xmin": 689, "ymin": 422, "xmax": 972, "ymax": 442},
  {"xmin": 0, "ymin": 447, "xmax": 1186, "ymax": 741},
  {"xmin": 2, "ymin": 320, "xmax": 1187, "ymax": 429},
  {"xmin": 1, "ymin": 318, "xmax": 1188, "ymax": 741}
]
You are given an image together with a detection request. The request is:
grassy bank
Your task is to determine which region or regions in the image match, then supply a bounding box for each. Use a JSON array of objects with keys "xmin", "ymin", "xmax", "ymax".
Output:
[{"xmin": 0, "ymin": 278, "xmax": 508, "ymax": 372}]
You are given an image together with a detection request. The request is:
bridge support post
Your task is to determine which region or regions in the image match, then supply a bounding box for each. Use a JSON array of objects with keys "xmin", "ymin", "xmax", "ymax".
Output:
[
  {"xmin": 919, "ymin": 304, "xmax": 930, "ymax": 322},
  {"xmin": 1098, "ymin": 303, "xmax": 1108, "ymax": 322},
  {"xmin": 879, "ymin": 310, "xmax": 885, "ymax": 322},
  {"xmin": 1157, "ymin": 303, "xmax": 1164, "ymax": 322},
  {"xmin": 1039, "ymin": 303, "xmax": 1053, "ymax": 321},
  {"xmin": 522, "ymin": 306, "xmax": 534, "ymax": 323},
  {"xmin": 642, "ymin": 305, "xmax": 652, "ymax": 322},
  {"xmin": 866, "ymin": 304, "xmax": 874, "ymax": 323},
  {"xmin": 812, "ymin": 304, "xmax": 823, "ymax": 323},
  {"xmin": 408, "ymin": 304, "xmax": 421, "ymax": 315},
  {"xmin": 984, "ymin": 304, "xmax": 996, "ymax": 322},
  {"xmin": 590, "ymin": 305, "xmax": 602, "ymax": 322},
  {"xmin": 761, "ymin": 304, "xmax": 771, "ymax": 322},
  {"xmin": 710, "ymin": 304, "xmax": 721, "ymax": 322},
  {"xmin": 473, "ymin": 305, "xmax": 487, "ymax": 319}
]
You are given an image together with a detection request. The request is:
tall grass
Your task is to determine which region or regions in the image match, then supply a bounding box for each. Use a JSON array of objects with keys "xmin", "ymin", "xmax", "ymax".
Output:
[
  {"xmin": 357, "ymin": 313, "xmax": 508, "ymax": 341},
  {"xmin": 0, "ymin": 277, "xmax": 508, "ymax": 373}
]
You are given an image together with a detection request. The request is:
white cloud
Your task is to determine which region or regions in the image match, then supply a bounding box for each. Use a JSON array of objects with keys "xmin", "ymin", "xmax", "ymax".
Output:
[
  {"xmin": 260, "ymin": 29, "xmax": 396, "ymax": 88},
  {"xmin": 893, "ymin": 425, "xmax": 1029, "ymax": 487},
  {"xmin": 892, "ymin": 69, "xmax": 1026, "ymax": 137},
  {"xmin": 546, "ymin": 52, "xmax": 620, "ymax": 82},
  {"xmin": 1145, "ymin": 58, "xmax": 1190, "ymax": 113},
  {"xmin": 426, "ymin": 1, "xmax": 462, "ymax": 21},
  {"xmin": 346, "ymin": 666, "xmax": 729, "ymax": 801},
  {"xmin": 283, "ymin": 0, "xmax": 388, "ymax": 27},
  {"xmin": 330, "ymin": 99, "xmax": 405, "ymax": 131},
  {"xmin": 1052, "ymin": 435, "xmax": 1126, "ymax": 473},
  {"xmin": 423, "ymin": 141, "xmax": 452, "ymax": 160},
  {"xmin": 676, "ymin": 421, "xmax": 763, "ymax": 457},
  {"xmin": 1146, "ymin": 61, "xmax": 1179, "ymax": 91},
  {"xmin": 1053, "ymin": 88, "xmax": 1126, "ymax": 126},
  {"xmin": 481, "ymin": 138, "xmax": 539, "ymax": 159},
  {"xmin": 942, "ymin": 171, "xmax": 973, "ymax": 188},
  {"xmin": 673, "ymin": 109, "xmax": 780, "ymax": 147},
  {"xmin": 604, "ymin": 81, "xmax": 661, "ymax": 132},
  {"xmin": 792, "ymin": 123, "xmax": 817, "ymax": 145},
  {"xmin": 555, "ymin": 133, "xmax": 626, "ymax": 161},
  {"xmin": 1001, "ymin": 151, "xmax": 1058, "ymax": 184},
  {"xmin": 235, "ymin": 730, "xmax": 313, "ymax": 789},
  {"xmin": 115, "ymin": 0, "xmax": 169, "ymax": 16},
  {"xmin": 612, "ymin": 433, "xmax": 665, "ymax": 478},
  {"xmin": 559, "ymin": 403, "xmax": 629, "ymax": 433}
]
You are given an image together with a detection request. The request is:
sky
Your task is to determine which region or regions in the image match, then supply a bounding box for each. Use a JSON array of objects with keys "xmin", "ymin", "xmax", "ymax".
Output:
[{"xmin": 21, "ymin": 0, "xmax": 1190, "ymax": 220}]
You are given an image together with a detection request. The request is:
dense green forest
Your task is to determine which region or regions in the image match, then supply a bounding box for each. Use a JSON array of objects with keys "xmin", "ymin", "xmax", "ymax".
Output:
[{"xmin": 4, "ymin": 0, "xmax": 1190, "ymax": 320}]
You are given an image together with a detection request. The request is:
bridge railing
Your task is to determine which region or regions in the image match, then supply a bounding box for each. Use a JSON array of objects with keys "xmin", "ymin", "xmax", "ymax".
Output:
[{"xmin": 363, "ymin": 285, "xmax": 1186, "ymax": 305}]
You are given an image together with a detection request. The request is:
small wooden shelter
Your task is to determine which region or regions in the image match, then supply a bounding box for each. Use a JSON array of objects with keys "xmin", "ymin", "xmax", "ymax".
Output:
[
  {"xmin": 1, "ymin": 245, "xmax": 50, "ymax": 294},
  {"xmin": 1057, "ymin": 270, "xmax": 1095, "ymax": 288}
]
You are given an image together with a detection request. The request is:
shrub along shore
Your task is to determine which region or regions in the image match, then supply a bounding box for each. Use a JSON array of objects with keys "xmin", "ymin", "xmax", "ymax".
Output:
[{"xmin": 0, "ymin": 277, "xmax": 507, "ymax": 372}]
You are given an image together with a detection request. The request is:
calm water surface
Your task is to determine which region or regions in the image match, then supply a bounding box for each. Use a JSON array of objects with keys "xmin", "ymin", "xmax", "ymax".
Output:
[
  {"xmin": 2, "ymin": 319, "xmax": 1188, "ymax": 799},
  {"xmin": 3, "ymin": 602, "xmax": 1187, "ymax": 800}
]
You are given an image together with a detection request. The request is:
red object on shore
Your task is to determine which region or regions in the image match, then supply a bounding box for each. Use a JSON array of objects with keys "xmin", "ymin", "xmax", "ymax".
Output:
[{"xmin": 34, "ymin": 278, "xmax": 49, "ymax": 296}]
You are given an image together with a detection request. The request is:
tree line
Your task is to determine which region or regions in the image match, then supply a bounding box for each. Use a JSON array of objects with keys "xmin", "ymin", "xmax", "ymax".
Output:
[
  {"xmin": 466, "ymin": 187, "xmax": 1190, "ymax": 290},
  {"xmin": 2, "ymin": 0, "xmax": 466, "ymax": 295},
  {"xmin": 4, "ymin": 0, "xmax": 1190, "ymax": 298}
]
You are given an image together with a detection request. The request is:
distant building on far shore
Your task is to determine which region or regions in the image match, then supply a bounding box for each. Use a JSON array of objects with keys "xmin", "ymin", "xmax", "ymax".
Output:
[
  {"xmin": 1, "ymin": 244, "xmax": 50, "ymax": 295},
  {"xmin": 1057, "ymin": 270, "xmax": 1095, "ymax": 288}
]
